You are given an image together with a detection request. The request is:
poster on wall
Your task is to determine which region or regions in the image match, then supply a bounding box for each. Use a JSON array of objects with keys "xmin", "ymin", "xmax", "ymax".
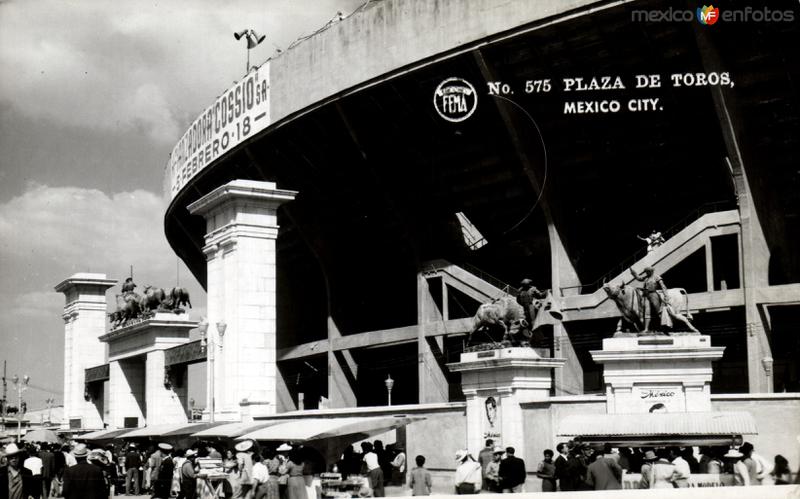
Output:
[{"xmin": 483, "ymin": 395, "xmax": 501, "ymax": 442}]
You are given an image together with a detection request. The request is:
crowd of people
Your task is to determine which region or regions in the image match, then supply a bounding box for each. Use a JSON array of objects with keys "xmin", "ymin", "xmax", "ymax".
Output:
[
  {"xmin": 2, "ymin": 437, "xmax": 797, "ymax": 498},
  {"xmin": 437, "ymin": 438, "xmax": 800, "ymax": 494}
]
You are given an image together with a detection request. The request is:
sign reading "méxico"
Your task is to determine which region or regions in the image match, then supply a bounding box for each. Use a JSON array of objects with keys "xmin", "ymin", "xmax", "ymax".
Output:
[{"xmin": 165, "ymin": 64, "xmax": 271, "ymax": 200}]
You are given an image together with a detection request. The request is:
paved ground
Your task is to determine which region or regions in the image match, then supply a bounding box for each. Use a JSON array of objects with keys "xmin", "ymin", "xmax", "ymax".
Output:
[{"xmin": 120, "ymin": 484, "xmax": 413, "ymax": 498}]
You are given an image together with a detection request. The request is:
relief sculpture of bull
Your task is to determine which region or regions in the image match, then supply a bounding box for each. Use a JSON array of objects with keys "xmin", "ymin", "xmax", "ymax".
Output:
[{"xmin": 603, "ymin": 281, "xmax": 699, "ymax": 334}]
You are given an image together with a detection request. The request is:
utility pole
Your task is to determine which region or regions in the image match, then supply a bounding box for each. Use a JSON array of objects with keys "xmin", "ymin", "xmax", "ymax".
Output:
[{"xmin": 2, "ymin": 361, "xmax": 7, "ymax": 426}]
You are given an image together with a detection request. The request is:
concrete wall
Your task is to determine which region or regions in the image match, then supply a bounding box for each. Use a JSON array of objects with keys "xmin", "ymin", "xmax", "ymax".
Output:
[
  {"xmin": 711, "ymin": 393, "xmax": 800, "ymax": 473},
  {"xmin": 268, "ymin": 0, "xmax": 601, "ymax": 126}
]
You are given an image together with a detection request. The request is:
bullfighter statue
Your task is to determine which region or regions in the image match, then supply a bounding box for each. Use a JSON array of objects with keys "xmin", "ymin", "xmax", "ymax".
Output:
[{"xmin": 602, "ymin": 267, "xmax": 699, "ymax": 335}]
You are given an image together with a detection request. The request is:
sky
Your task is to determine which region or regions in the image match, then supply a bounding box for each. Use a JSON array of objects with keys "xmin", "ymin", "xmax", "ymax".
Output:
[{"xmin": 0, "ymin": 0, "xmax": 364, "ymax": 414}]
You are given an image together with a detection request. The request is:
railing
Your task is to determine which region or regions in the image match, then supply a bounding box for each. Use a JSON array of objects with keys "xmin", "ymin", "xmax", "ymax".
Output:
[
  {"xmin": 560, "ymin": 200, "xmax": 737, "ymax": 295},
  {"xmin": 422, "ymin": 260, "xmax": 518, "ymax": 298}
]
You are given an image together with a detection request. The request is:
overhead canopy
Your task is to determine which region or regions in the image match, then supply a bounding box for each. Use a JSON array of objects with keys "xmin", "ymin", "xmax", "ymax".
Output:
[
  {"xmin": 191, "ymin": 422, "xmax": 279, "ymax": 439},
  {"xmin": 123, "ymin": 422, "xmax": 222, "ymax": 439},
  {"xmin": 557, "ymin": 412, "xmax": 757, "ymax": 447},
  {"xmin": 237, "ymin": 416, "xmax": 424, "ymax": 443},
  {"xmin": 78, "ymin": 428, "xmax": 135, "ymax": 441}
]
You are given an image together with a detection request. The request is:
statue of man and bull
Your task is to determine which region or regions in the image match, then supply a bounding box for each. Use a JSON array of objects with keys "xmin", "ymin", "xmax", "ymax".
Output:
[
  {"xmin": 602, "ymin": 266, "xmax": 699, "ymax": 335},
  {"xmin": 468, "ymin": 279, "xmax": 562, "ymax": 348},
  {"xmin": 109, "ymin": 279, "xmax": 192, "ymax": 328}
]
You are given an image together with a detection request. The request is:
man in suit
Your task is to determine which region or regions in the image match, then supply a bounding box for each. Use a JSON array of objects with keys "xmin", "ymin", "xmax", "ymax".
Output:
[
  {"xmin": 585, "ymin": 444, "xmax": 622, "ymax": 490},
  {"xmin": 38, "ymin": 444, "xmax": 56, "ymax": 499},
  {"xmin": 61, "ymin": 444, "xmax": 106, "ymax": 499},
  {"xmin": 554, "ymin": 443, "xmax": 569, "ymax": 491},
  {"xmin": 0, "ymin": 443, "xmax": 38, "ymax": 499},
  {"xmin": 151, "ymin": 443, "xmax": 174, "ymax": 499},
  {"xmin": 477, "ymin": 439, "xmax": 494, "ymax": 491},
  {"xmin": 498, "ymin": 446, "xmax": 526, "ymax": 493}
]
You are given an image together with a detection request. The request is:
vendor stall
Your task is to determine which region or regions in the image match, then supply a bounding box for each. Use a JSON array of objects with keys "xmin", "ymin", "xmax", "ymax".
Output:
[
  {"xmin": 234, "ymin": 415, "xmax": 424, "ymax": 498},
  {"xmin": 557, "ymin": 411, "xmax": 758, "ymax": 489}
]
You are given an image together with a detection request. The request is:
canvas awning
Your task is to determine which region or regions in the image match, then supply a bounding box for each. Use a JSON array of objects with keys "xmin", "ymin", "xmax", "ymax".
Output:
[
  {"xmin": 237, "ymin": 416, "xmax": 424, "ymax": 442},
  {"xmin": 79, "ymin": 428, "xmax": 135, "ymax": 441},
  {"xmin": 191, "ymin": 421, "xmax": 279, "ymax": 438},
  {"xmin": 122, "ymin": 422, "xmax": 222, "ymax": 439},
  {"xmin": 557, "ymin": 411, "xmax": 757, "ymax": 446}
]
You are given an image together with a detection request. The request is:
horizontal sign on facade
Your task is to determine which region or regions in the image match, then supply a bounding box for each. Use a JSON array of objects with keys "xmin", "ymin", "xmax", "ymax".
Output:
[{"xmin": 165, "ymin": 64, "xmax": 271, "ymax": 200}]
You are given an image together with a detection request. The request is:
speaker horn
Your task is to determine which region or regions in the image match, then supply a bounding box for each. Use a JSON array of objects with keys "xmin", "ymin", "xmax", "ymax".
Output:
[
  {"xmin": 546, "ymin": 290, "xmax": 565, "ymax": 322},
  {"xmin": 234, "ymin": 29, "xmax": 248, "ymax": 40}
]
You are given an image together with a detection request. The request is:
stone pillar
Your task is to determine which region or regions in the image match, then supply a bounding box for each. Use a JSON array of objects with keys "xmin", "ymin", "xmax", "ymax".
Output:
[
  {"xmin": 55, "ymin": 273, "xmax": 115, "ymax": 429},
  {"xmin": 591, "ymin": 335, "xmax": 724, "ymax": 413},
  {"xmin": 108, "ymin": 359, "xmax": 145, "ymax": 428},
  {"xmin": 146, "ymin": 350, "xmax": 188, "ymax": 424},
  {"xmin": 448, "ymin": 348, "xmax": 565, "ymax": 459},
  {"xmin": 189, "ymin": 180, "xmax": 297, "ymax": 421}
]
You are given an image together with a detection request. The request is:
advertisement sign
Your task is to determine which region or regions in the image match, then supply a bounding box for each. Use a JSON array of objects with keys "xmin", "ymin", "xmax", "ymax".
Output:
[
  {"xmin": 637, "ymin": 385, "xmax": 685, "ymax": 413},
  {"xmin": 165, "ymin": 63, "xmax": 271, "ymax": 200}
]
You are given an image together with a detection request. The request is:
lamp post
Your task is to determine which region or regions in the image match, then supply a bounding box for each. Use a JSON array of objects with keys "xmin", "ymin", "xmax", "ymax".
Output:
[
  {"xmin": 11, "ymin": 374, "xmax": 29, "ymax": 442},
  {"xmin": 198, "ymin": 320, "xmax": 213, "ymax": 423},
  {"xmin": 385, "ymin": 375, "xmax": 394, "ymax": 406}
]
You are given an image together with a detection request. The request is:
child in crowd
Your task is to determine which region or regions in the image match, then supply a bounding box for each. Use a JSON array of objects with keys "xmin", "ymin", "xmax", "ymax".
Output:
[{"xmin": 409, "ymin": 455, "xmax": 432, "ymax": 496}]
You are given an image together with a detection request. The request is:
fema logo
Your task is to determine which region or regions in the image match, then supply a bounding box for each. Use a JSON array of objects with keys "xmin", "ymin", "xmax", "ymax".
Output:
[{"xmin": 434, "ymin": 78, "xmax": 478, "ymax": 122}]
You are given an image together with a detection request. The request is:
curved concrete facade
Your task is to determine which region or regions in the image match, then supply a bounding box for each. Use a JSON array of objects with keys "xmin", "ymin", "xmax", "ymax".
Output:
[{"xmin": 164, "ymin": 0, "xmax": 800, "ymax": 411}]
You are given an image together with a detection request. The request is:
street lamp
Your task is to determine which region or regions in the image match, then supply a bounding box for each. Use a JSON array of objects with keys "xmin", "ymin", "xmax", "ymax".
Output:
[
  {"xmin": 217, "ymin": 321, "xmax": 227, "ymax": 349},
  {"xmin": 198, "ymin": 319, "xmax": 214, "ymax": 423},
  {"xmin": 11, "ymin": 374, "xmax": 29, "ymax": 442},
  {"xmin": 385, "ymin": 375, "xmax": 394, "ymax": 406}
]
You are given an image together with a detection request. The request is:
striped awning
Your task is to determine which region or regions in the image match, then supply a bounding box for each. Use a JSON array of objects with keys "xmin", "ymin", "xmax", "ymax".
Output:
[
  {"xmin": 191, "ymin": 421, "xmax": 278, "ymax": 438},
  {"xmin": 79, "ymin": 428, "xmax": 135, "ymax": 441},
  {"xmin": 237, "ymin": 416, "xmax": 424, "ymax": 442},
  {"xmin": 558, "ymin": 412, "xmax": 757, "ymax": 439},
  {"xmin": 122, "ymin": 422, "xmax": 223, "ymax": 439}
]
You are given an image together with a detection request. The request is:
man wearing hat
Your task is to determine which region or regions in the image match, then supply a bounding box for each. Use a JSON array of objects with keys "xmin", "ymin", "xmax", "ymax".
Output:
[
  {"xmin": 483, "ymin": 447, "xmax": 504, "ymax": 492},
  {"xmin": 61, "ymin": 444, "xmax": 106, "ymax": 499},
  {"xmin": 180, "ymin": 449, "xmax": 198, "ymax": 499},
  {"xmin": 152, "ymin": 443, "xmax": 174, "ymax": 499},
  {"xmin": 234, "ymin": 440, "xmax": 255, "ymax": 498},
  {"xmin": 0, "ymin": 443, "xmax": 38, "ymax": 499}
]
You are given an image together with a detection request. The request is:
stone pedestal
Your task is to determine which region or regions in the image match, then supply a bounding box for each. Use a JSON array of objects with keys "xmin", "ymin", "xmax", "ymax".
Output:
[
  {"xmin": 55, "ymin": 273, "xmax": 116, "ymax": 430},
  {"xmin": 188, "ymin": 180, "xmax": 297, "ymax": 421},
  {"xmin": 591, "ymin": 334, "xmax": 725, "ymax": 413},
  {"xmin": 448, "ymin": 347, "xmax": 565, "ymax": 459},
  {"xmin": 100, "ymin": 312, "xmax": 196, "ymax": 427}
]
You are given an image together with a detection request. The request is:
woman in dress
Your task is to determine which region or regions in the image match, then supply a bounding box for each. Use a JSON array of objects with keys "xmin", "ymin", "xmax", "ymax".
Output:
[{"xmin": 286, "ymin": 449, "xmax": 308, "ymax": 499}]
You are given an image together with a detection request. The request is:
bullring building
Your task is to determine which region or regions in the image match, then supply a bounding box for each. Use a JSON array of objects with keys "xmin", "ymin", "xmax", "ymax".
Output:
[{"xmin": 60, "ymin": 0, "xmax": 799, "ymax": 476}]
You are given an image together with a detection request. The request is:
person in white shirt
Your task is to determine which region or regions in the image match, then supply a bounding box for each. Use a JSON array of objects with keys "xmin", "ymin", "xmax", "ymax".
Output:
[
  {"xmin": 361, "ymin": 442, "xmax": 384, "ymax": 497},
  {"xmin": 390, "ymin": 446, "xmax": 406, "ymax": 486},
  {"xmin": 669, "ymin": 447, "xmax": 690, "ymax": 488},
  {"xmin": 453, "ymin": 449, "xmax": 482, "ymax": 494}
]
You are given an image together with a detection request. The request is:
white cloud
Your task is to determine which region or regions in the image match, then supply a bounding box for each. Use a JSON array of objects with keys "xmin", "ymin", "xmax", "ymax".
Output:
[
  {"xmin": 0, "ymin": 183, "xmax": 173, "ymax": 273},
  {"xmin": 0, "ymin": 0, "xmax": 363, "ymax": 144}
]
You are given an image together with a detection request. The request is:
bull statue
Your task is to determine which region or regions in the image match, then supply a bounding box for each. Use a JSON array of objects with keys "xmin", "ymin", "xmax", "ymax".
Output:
[
  {"xmin": 470, "ymin": 295, "xmax": 528, "ymax": 346},
  {"xmin": 139, "ymin": 285, "xmax": 166, "ymax": 314},
  {"xmin": 603, "ymin": 280, "xmax": 699, "ymax": 334}
]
